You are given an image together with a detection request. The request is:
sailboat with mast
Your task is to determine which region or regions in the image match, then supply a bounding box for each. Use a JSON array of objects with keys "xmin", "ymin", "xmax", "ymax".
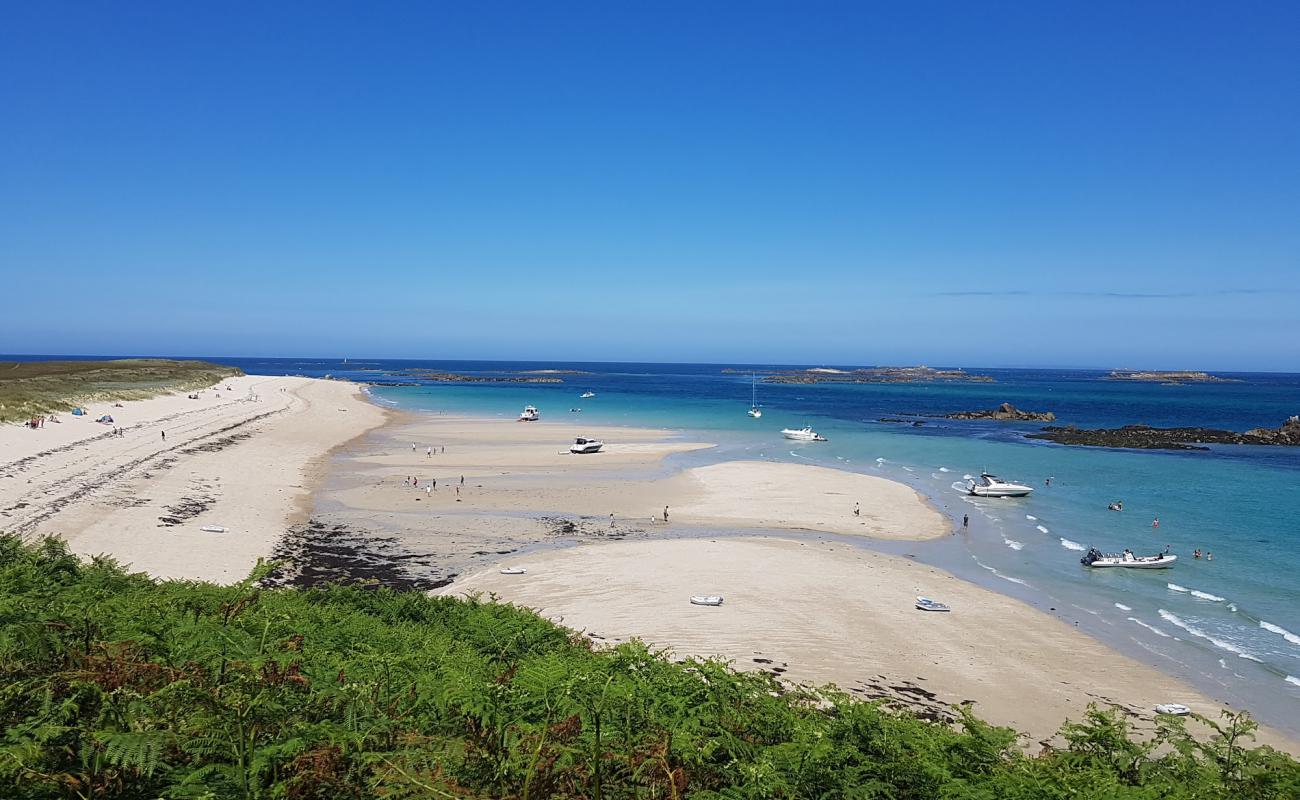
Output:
[{"xmin": 747, "ymin": 372, "xmax": 762, "ymax": 418}]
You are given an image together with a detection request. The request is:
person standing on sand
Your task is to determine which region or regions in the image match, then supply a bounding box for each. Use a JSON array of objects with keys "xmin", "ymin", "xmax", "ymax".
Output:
[
  {"xmin": 663, "ymin": 506, "xmax": 669, "ymax": 523},
  {"xmin": 425, "ymin": 485, "xmax": 431, "ymax": 496},
  {"xmin": 432, "ymin": 478, "xmax": 437, "ymax": 490},
  {"xmin": 412, "ymin": 443, "xmax": 416, "ymax": 452},
  {"xmin": 610, "ymin": 512, "xmax": 615, "ymax": 527},
  {"xmin": 963, "ymin": 513, "xmax": 969, "ymax": 528},
  {"xmin": 441, "ymin": 445, "xmax": 445, "ymax": 454},
  {"xmin": 427, "ymin": 446, "xmax": 432, "ymax": 458},
  {"xmin": 853, "ymin": 502, "xmax": 860, "ymax": 517},
  {"xmin": 161, "ymin": 431, "xmax": 165, "ymax": 441},
  {"xmin": 460, "ymin": 475, "xmax": 464, "ymax": 485}
]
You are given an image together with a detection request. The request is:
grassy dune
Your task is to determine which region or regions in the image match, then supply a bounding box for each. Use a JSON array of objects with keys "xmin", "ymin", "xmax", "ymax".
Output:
[{"xmin": 0, "ymin": 359, "xmax": 243, "ymax": 422}]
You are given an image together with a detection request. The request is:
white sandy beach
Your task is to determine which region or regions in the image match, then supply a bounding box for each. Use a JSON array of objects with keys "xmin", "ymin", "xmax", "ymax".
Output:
[
  {"xmin": 445, "ymin": 536, "xmax": 1297, "ymax": 751},
  {"xmin": 0, "ymin": 375, "xmax": 385, "ymax": 581}
]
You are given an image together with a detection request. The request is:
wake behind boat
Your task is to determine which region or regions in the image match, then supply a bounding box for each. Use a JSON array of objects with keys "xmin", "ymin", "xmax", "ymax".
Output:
[
  {"xmin": 1081, "ymin": 548, "xmax": 1177, "ymax": 569},
  {"xmin": 967, "ymin": 472, "xmax": 1033, "ymax": 497},
  {"xmin": 782, "ymin": 426, "xmax": 827, "ymax": 441}
]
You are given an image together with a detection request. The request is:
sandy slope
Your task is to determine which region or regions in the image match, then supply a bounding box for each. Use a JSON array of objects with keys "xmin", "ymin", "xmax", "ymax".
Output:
[
  {"xmin": 0, "ymin": 375, "xmax": 385, "ymax": 582},
  {"xmin": 445, "ymin": 536, "xmax": 1297, "ymax": 752}
]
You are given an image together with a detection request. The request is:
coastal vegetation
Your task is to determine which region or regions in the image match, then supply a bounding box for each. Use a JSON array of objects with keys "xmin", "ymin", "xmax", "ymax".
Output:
[
  {"xmin": 3, "ymin": 535, "xmax": 1298, "ymax": 799},
  {"xmin": 0, "ymin": 359, "xmax": 242, "ymax": 423}
]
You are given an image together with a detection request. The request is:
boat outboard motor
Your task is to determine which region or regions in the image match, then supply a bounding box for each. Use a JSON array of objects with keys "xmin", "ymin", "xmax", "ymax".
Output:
[{"xmin": 1081, "ymin": 548, "xmax": 1102, "ymax": 566}]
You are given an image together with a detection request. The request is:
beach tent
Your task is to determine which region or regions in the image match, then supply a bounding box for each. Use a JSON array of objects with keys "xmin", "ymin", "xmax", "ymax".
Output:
[
  {"xmin": 97, "ymin": 415, "xmax": 114, "ymax": 423},
  {"xmin": 71, "ymin": 407, "xmax": 85, "ymax": 416}
]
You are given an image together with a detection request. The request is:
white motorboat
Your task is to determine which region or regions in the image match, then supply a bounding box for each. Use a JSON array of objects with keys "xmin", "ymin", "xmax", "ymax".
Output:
[
  {"xmin": 747, "ymin": 372, "xmax": 762, "ymax": 418},
  {"xmin": 915, "ymin": 596, "xmax": 951, "ymax": 612},
  {"xmin": 1080, "ymin": 548, "xmax": 1178, "ymax": 569},
  {"xmin": 500, "ymin": 567, "xmax": 527, "ymax": 575},
  {"xmin": 967, "ymin": 473, "xmax": 1033, "ymax": 497},
  {"xmin": 518, "ymin": 405, "xmax": 540, "ymax": 422},
  {"xmin": 580, "ymin": 391, "xmax": 596, "ymax": 398},
  {"xmin": 200, "ymin": 525, "xmax": 228, "ymax": 533},
  {"xmin": 782, "ymin": 426, "xmax": 827, "ymax": 441},
  {"xmin": 690, "ymin": 595, "xmax": 724, "ymax": 606},
  {"xmin": 570, "ymin": 437, "xmax": 604, "ymax": 454}
]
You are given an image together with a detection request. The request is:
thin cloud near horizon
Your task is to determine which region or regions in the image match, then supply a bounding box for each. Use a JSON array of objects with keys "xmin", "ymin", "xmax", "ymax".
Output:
[{"xmin": 931, "ymin": 288, "xmax": 1292, "ymax": 299}]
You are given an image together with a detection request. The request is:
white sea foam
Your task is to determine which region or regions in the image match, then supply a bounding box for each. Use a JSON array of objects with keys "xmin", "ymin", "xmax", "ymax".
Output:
[
  {"xmin": 1035, "ymin": 525, "xmax": 1049, "ymax": 534},
  {"xmin": 1059, "ymin": 538, "xmax": 1086, "ymax": 551},
  {"xmin": 1261, "ymin": 621, "xmax": 1300, "ymax": 647},
  {"xmin": 1191, "ymin": 590, "xmax": 1226, "ymax": 602},
  {"xmin": 1158, "ymin": 609, "xmax": 1263, "ymax": 662},
  {"xmin": 1025, "ymin": 514, "xmax": 1037, "ymax": 520},
  {"xmin": 1114, "ymin": 603, "xmax": 1132, "ymax": 611},
  {"xmin": 789, "ymin": 450, "xmax": 813, "ymax": 461},
  {"xmin": 962, "ymin": 473, "xmax": 974, "ymax": 480},
  {"xmin": 1003, "ymin": 537, "xmax": 1024, "ymax": 550},
  {"xmin": 939, "ymin": 467, "xmax": 950, "ymax": 472},
  {"xmin": 876, "ymin": 457, "xmax": 886, "ymax": 463},
  {"xmin": 1128, "ymin": 617, "xmax": 1172, "ymax": 638},
  {"xmin": 1168, "ymin": 583, "xmax": 1189, "ymax": 593},
  {"xmin": 973, "ymin": 558, "xmax": 1031, "ymax": 587},
  {"xmin": 902, "ymin": 466, "xmax": 914, "ymax": 472},
  {"xmin": 1286, "ymin": 675, "xmax": 1300, "ymax": 687}
]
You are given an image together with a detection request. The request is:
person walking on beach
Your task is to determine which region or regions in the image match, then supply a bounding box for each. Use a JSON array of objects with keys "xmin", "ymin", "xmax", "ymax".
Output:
[
  {"xmin": 427, "ymin": 446, "xmax": 432, "ymax": 458},
  {"xmin": 425, "ymin": 485, "xmax": 431, "ymax": 496},
  {"xmin": 610, "ymin": 512, "xmax": 615, "ymax": 527},
  {"xmin": 432, "ymin": 478, "xmax": 437, "ymax": 490},
  {"xmin": 412, "ymin": 442, "xmax": 416, "ymax": 452},
  {"xmin": 663, "ymin": 506, "xmax": 669, "ymax": 523},
  {"xmin": 853, "ymin": 502, "xmax": 860, "ymax": 517},
  {"xmin": 441, "ymin": 445, "xmax": 445, "ymax": 454},
  {"xmin": 161, "ymin": 431, "xmax": 165, "ymax": 441},
  {"xmin": 460, "ymin": 475, "xmax": 464, "ymax": 485},
  {"xmin": 963, "ymin": 513, "xmax": 969, "ymax": 528}
]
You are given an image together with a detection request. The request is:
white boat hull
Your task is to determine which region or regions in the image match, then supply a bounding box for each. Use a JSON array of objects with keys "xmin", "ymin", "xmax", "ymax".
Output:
[
  {"xmin": 1086, "ymin": 556, "xmax": 1177, "ymax": 569},
  {"xmin": 969, "ymin": 486, "xmax": 1033, "ymax": 497}
]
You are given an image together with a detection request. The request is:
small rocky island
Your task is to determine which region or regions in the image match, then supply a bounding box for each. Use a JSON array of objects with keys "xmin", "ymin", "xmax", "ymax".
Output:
[
  {"xmin": 724, "ymin": 366, "xmax": 995, "ymax": 384},
  {"xmin": 943, "ymin": 403, "xmax": 1056, "ymax": 422},
  {"xmin": 1106, "ymin": 370, "xmax": 1237, "ymax": 384},
  {"xmin": 1027, "ymin": 416, "xmax": 1300, "ymax": 450},
  {"xmin": 392, "ymin": 370, "xmax": 565, "ymax": 383}
]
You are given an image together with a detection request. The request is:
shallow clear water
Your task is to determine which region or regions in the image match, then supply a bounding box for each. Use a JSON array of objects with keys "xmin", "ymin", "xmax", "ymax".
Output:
[{"xmin": 226, "ymin": 357, "xmax": 1300, "ymax": 734}]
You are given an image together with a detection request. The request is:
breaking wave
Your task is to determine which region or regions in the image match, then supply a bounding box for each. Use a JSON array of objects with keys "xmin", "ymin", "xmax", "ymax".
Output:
[
  {"xmin": 1128, "ymin": 617, "xmax": 1172, "ymax": 638},
  {"xmin": 1035, "ymin": 525, "xmax": 1049, "ymax": 534},
  {"xmin": 1158, "ymin": 609, "xmax": 1262, "ymax": 662},
  {"xmin": 1059, "ymin": 538, "xmax": 1086, "ymax": 551},
  {"xmin": 1114, "ymin": 602, "xmax": 1132, "ymax": 611},
  {"xmin": 1261, "ymin": 621, "xmax": 1300, "ymax": 648}
]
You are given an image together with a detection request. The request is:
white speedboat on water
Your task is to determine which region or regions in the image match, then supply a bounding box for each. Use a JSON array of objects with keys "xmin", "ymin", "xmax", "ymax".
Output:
[
  {"xmin": 967, "ymin": 473, "xmax": 1033, "ymax": 497},
  {"xmin": 518, "ymin": 405, "xmax": 540, "ymax": 422},
  {"xmin": 782, "ymin": 426, "xmax": 827, "ymax": 441},
  {"xmin": 1080, "ymin": 548, "xmax": 1177, "ymax": 569},
  {"xmin": 570, "ymin": 436, "xmax": 604, "ymax": 454},
  {"xmin": 580, "ymin": 391, "xmax": 596, "ymax": 398}
]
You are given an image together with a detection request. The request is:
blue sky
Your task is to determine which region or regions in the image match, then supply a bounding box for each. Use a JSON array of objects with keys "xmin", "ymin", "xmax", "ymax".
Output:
[{"xmin": 2, "ymin": 2, "xmax": 1296, "ymax": 370}]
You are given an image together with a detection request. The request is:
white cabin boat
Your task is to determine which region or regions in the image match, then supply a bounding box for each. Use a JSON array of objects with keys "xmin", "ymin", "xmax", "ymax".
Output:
[
  {"xmin": 580, "ymin": 391, "xmax": 596, "ymax": 398},
  {"xmin": 782, "ymin": 426, "xmax": 827, "ymax": 442},
  {"xmin": 518, "ymin": 405, "xmax": 540, "ymax": 422},
  {"xmin": 570, "ymin": 437, "xmax": 604, "ymax": 454},
  {"xmin": 915, "ymin": 596, "xmax": 951, "ymax": 612},
  {"xmin": 967, "ymin": 473, "xmax": 1033, "ymax": 497},
  {"xmin": 1081, "ymin": 548, "xmax": 1177, "ymax": 569}
]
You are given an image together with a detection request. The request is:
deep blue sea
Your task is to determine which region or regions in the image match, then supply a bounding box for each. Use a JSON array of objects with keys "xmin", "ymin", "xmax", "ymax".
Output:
[{"xmin": 14, "ymin": 355, "xmax": 1300, "ymax": 733}]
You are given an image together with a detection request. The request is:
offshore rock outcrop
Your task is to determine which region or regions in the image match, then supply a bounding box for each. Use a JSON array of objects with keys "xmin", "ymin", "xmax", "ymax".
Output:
[
  {"xmin": 1027, "ymin": 416, "xmax": 1300, "ymax": 450},
  {"xmin": 944, "ymin": 403, "xmax": 1056, "ymax": 422}
]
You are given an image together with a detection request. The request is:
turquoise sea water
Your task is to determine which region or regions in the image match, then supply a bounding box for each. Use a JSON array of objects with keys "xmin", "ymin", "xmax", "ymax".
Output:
[{"xmin": 96, "ymin": 356, "xmax": 1297, "ymax": 734}]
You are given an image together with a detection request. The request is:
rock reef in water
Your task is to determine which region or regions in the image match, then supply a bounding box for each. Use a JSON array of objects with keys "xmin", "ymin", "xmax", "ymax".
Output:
[
  {"xmin": 397, "ymin": 370, "xmax": 564, "ymax": 383},
  {"xmin": 1106, "ymin": 370, "xmax": 1237, "ymax": 384},
  {"xmin": 725, "ymin": 366, "xmax": 995, "ymax": 384},
  {"xmin": 1027, "ymin": 416, "xmax": 1300, "ymax": 450},
  {"xmin": 944, "ymin": 403, "xmax": 1056, "ymax": 422}
]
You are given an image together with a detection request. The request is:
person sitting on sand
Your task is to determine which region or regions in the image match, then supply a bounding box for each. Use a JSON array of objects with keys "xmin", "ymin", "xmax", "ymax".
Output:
[{"xmin": 663, "ymin": 506, "xmax": 669, "ymax": 523}]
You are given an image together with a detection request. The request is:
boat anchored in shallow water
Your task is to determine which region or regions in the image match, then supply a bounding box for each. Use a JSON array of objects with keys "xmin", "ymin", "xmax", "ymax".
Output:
[
  {"xmin": 1081, "ymin": 548, "xmax": 1177, "ymax": 569},
  {"xmin": 518, "ymin": 405, "xmax": 540, "ymax": 422},
  {"xmin": 782, "ymin": 426, "xmax": 827, "ymax": 441},
  {"xmin": 747, "ymin": 372, "xmax": 762, "ymax": 418},
  {"xmin": 570, "ymin": 437, "xmax": 604, "ymax": 454},
  {"xmin": 967, "ymin": 473, "xmax": 1033, "ymax": 497}
]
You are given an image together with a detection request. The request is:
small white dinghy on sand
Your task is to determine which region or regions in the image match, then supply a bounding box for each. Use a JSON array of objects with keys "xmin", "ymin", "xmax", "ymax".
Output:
[
  {"xmin": 915, "ymin": 596, "xmax": 951, "ymax": 612},
  {"xmin": 499, "ymin": 567, "xmax": 527, "ymax": 575},
  {"xmin": 1154, "ymin": 703, "xmax": 1191, "ymax": 716},
  {"xmin": 200, "ymin": 526, "xmax": 228, "ymax": 533},
  {"xmin": 690, "ymin": 595, "xmax": 724, "ymax": 606}
]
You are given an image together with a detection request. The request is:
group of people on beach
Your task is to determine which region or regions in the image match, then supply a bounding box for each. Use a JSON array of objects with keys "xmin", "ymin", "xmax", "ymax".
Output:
[{"xmin": 414, "ymin": 443, "xmax": 445, "ymax": 457}]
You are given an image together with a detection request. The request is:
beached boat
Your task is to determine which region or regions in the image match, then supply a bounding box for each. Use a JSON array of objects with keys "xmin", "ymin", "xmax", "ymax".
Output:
[
  {"xmin": 500, "ymin": 567, "xmax": 527, "ymax": 575},
  {"xmin": 689, "ymin": 595, "xmax": 724, "ymax": 606},
  {"xmin": 782, "ymin": 426, "xmax": 826, "ymax": 441},
  {"xmin": 199, "ymin": 525, "xmax": 228, "ymax": 533},
  {"xmin": 1154, "ymin": 703, "xmax": 1191, "ymax": 716},
  {"xmin": 747, "ymin": 372, "xmax": 762, "ymax": 418},
  {"xmin": 580, "ymin": 391, "xmax": 596, "ymax": 398},
  {"xmin": 570, "ymin": 437, "xmax": 604, "ymax": 454},
  {"xmin": 915, "ymin": 596, "xmax": 951, "ymax": 612},
  {"xmin": 518, "ymin": 405, "xmax": 540, "ymax": 422},
  {"xmin": 1080, "ymin": 548, "xmax": 1177, "ymax": 569},
  {"xmin": 967, "ymin": 473, "xmax": 1033, "ymax": 497}
]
